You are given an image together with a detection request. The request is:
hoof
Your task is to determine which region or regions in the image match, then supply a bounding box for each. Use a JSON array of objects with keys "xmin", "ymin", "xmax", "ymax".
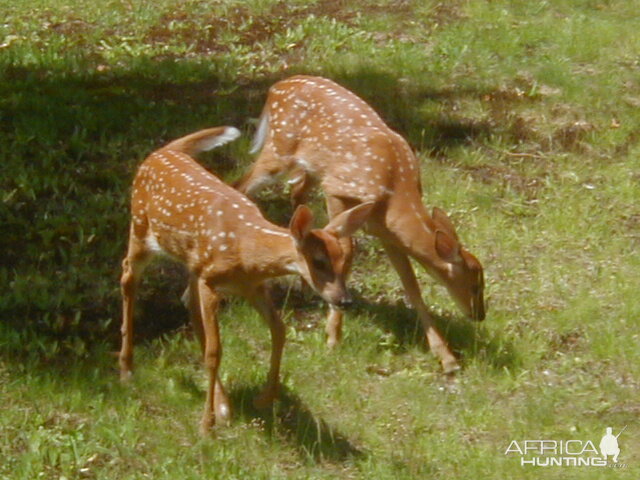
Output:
[
  {"xmin": 442, "ymin": 358, "xmax": 461, "ymax": 375},
  {"xmin": 215, "ymin": 402, "xmax": 232, "ymax": 427},
  {"xmin": 325, "ymin": 329, "xmax": 342, "ymax": 349},
  {"xmin": 119, "ymin": 370, "xmax": 133, "ymax": 383}
]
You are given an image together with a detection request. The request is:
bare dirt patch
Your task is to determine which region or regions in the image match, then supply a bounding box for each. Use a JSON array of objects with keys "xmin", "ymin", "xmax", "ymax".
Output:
[
  {"xmin": 462, "ymin": 162, "xmax": 547, "ymax": 198},
  {"xmin": 144, "ymin": 0, "xmax": 364, "ymax": 56}
]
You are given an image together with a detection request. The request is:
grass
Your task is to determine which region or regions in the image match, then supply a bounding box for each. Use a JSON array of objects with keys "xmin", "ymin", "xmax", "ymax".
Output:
[{"xmin": 1, "ymin": 0, "xmax": 639, "ymax": 478}]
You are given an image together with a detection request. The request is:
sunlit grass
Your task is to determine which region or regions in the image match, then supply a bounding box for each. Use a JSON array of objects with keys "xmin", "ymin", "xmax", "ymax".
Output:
[{"xmin": 1, "ymin": 0, "xmax": 639, "ymax": 478}]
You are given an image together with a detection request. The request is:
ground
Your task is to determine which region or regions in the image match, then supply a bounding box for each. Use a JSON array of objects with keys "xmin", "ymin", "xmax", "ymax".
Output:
[{"xmin": 0, "ymin": 0, "xmax": 638, "ymax": 478}]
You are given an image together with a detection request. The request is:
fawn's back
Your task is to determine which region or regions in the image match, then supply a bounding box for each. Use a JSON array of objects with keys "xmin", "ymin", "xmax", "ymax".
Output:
[
  {"xmin": 249, "ymin": 75, "xmax": 423, "ymax": 204},
  {"xmin": 132, "ymin": 140, "xmax": 289, "ymax": 279}
]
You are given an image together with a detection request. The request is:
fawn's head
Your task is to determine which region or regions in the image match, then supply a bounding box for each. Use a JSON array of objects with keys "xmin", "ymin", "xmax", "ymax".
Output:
[
  {"xmin": 289, "ymin": 202, "xmax": 374, "ymax": 307},
  {"xmin": 432, "ymin": 208, "xmax": 486, "ymax": 322}
]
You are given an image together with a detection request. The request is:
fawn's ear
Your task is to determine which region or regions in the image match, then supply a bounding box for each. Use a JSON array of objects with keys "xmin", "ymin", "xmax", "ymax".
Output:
[
  {"xmin": 434, "ymin": 230, "xmax": 462, "ymax": 265},
  {"xmin": 432, "ymin": 207, "xmax": 459, "ymax": 242},
  {"xmin": 289, "ymin": 205, "xmax": 314, "ymax": 243},
  {"xmin": 324, "ymin": 201, "xmax": 375, "ymax": 238}
]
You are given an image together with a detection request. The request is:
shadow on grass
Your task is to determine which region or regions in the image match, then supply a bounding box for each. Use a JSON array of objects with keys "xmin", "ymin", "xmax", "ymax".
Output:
[
  {"xmin": 1, "ymin": 59, "xmax": 497, "ymax": 357},
  {"xmin": 331, "ymin": 68, "xmax": 493, "ymax": 155},
  {"xmin": 272, "ymin": 284, "xmax": 518, "ymax": 370},
  {"xmin": 268, "ymin": 281, "xmax": 518, "ymax": 372},
  {"xmin": 230, "ymin": 384, "xmax": 365, "ymax": 464},
  {"xmin": 350, "ymin": 294, "xmax": 518, "ymax": 370}
]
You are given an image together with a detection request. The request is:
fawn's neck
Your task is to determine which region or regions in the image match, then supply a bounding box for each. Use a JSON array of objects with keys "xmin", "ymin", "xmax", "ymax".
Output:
[{"xmin": 240, "ymin": 224, "xmax": 299, "ymax": 279}]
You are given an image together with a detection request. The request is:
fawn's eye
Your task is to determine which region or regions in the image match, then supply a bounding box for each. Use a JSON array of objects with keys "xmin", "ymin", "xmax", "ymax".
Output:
[{"xmin": 311, "ymin": 255, "xmax": 332, "ymax": 273}]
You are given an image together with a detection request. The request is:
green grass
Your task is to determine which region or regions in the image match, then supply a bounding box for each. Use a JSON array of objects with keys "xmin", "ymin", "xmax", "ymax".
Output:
[{"xmin": 1, "ymin": 0, "xmax": 639, "ymax": 478}]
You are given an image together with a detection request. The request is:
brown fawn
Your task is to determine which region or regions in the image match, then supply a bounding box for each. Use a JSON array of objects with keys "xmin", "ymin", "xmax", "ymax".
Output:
[
  {"xmin": 236, "ymin": 75, "xmax": 486, "ymax": 373},
  {"xmin": 119, "ymin": 126, "xmax": 373, "ymax": 433}
]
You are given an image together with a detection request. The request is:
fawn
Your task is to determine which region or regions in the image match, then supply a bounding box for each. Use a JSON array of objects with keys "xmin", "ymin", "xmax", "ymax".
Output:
[
  {"xmin": 236, "ymin": 76, "xmax": 486, "ymax": 373},
  {"xmin": 119, "ymin": 126, "xmax": 373, "ymax": 433}
]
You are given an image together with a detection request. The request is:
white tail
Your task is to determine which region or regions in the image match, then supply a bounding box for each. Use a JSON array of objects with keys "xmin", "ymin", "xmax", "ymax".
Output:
[
  {"xmin": 236, "ymin": 76, "xmax": 486, "ymax": 373},
  {"xmin": 164, "ymin": 126, "xmax": 241, "ymax": 156},
  {"xmin": 119, "ymin": 126, "xmax": 373, "ymax": 433},
  {"xmin": 249, "ymin": 110, "xmax": 270, "ymax": 155}
]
